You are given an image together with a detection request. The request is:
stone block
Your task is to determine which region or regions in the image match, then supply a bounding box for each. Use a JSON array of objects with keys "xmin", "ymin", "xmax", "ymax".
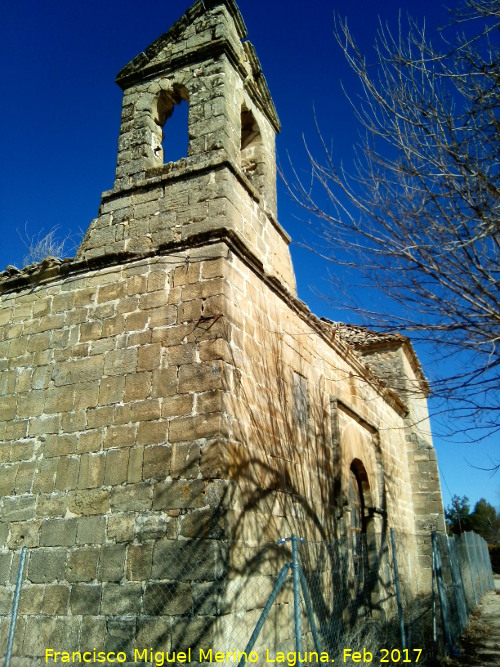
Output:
[
  {"xmin": 40, "ymin": 518, "xmax": 78, "ymax": 546},
  {"xmin": 127, "ymin": 445, "xmax": 144, "ymax": 483},
  {"xmin": 98, "ymin": 544, "xmax": 126, "ymax": 582},
  {"xmin": 143, "ymin": 581, "xmax": 192, "ymax": 616},
  {"xmin": 70, "ymin": 583, "xmax": 102, "ymax": 615},
  {"xmin": 137, "ymin": 343, "xmax": 162, "ymax": 371},
  {"xmin": 23, "ymin": 617, "xmax": 79, "ymax": 657},
  {"xmin": 182, "ymin": 278, "xmax": 225, "ymax": 301},
  {"xmin": 152, "ymin": 368, "xmax": 177, "ymax": 398},
  {"xmin": 166, "ymin": 342, "xmax": 196, "ymax": 365},
  {"xmin": 116, "ymin": 295, "xmax": 140, "ymax": 315},
  {"xmin": 177, "ymin": 299, "xmax": 203, "ymax": 324},
  {"xmin": 124, "ymin": 310, "xmax": 149, "ymax": 331},
  {"xmin": 99, "ymin": 376, "xmax": 125, "ymax": 405},
  {"xmin": 77, "ymin": 430, "xmax": 103, "ymax": 454},
  {"xmin": 31, "ymin": 365, "xmax": 52, "ymax": 390},
  {"xmin": 66, "ymin": 547, "xmax": 99, "ymax": 582},
  {"xmin": 105, "ymin": 448, "xmax": 130, "ymax": 486},
  {"xmin": 201, "ymin": 257, "xmax": 225, "ymax": 279},
  {"xmin": 107, "ymin": 514, "xmax": 135, "ymax": 543},
  {"xmin": 103, "ymin": 348, "xmax": 138, "ymax": 376},
  {"xmin": 180, "ymin": 508, "xmax": 224, "ymax": 539},
  {"xmin": 127, "ymin": 274, "xmax": 147, "ymax": 295},
  {"xmin": 126, "ymin": 543, "xmax": 153, "ymax": 581},
  {"xmin": 139, "ymin": 291, "xmax": 167, "ymax": 310},
  {"xmin": 105, "ymin": 618, "xmax": 137, "ymax": 657},
  {"xmin": 35, "ymin": 493, "xmax": 68, "ymax": 518},
  {"xmin": 196, "ymin": 389, "xmax": 224, "ymax": 414},
  {"xmin": 15, "ymin": 461, "xmax": 36, "ymax": 495},
  {"xmin": 125, "ymin": 372, "xmax": 152, "ymax": 401},
  {"xmin": 87, "ymin": 406, "xmax": 114, "ymax": 429},
  {"xmin": 4, "ymin": 420, "xmax": 28, "ymax": 441},
  {"xmin": 0, "ymin": 464, "xmax": 17, "ymax": 496},
  {"xmin": 44, "ymin": 386, "xmax": 75, "ymax": 414},
  {"xmin": 78, "ymin": 452, "xmax": 106, "ymax": 488},
  {"xmin": 16, "ymin": 391, "xmax": 44, "ymax": 419},
  {"xmin": 43, "ymin": 584, "xmax": 70, "ymax": 614},
  {"xmin": 0, "ymin": 521, "xmax": 10, "ymax": 546},
  {"xmin": 171, "ymin": 442, "xmax": 200, "ymax": 479},
  {"xmin": 152, "ymin": 539, "xmax": 222, "ymax": 582},
  {"xmin": 137, "ymin": 420, "xmax": 168, "ymax": 446},
  {"xmin": 76, "ymin": 516, "xmax": 107, "ymax": 545},
  {"xmin": 54, "ymin": 455, "xmax": 80, "ymax": 491},
  {"xmin": 126, "ymin": 398, "xmax": 161, "ymax": 422},
  {"xmin": 60, "ymin": 410, "xmax": 86, "ymax": 433},
  {"xmin": 147, "ymin": 271, "xmax": 166, "ymax": 291},
  {"xmin": 101, "ymin": 315, "xmax": 124, "ymax": 337},
  {"xmin": 177, "ymin": 361, "xmax": 223, "ymax": 394},
  {"xmin": 97, "ymin": 282, "xmax": 126, "ymax": 303},
  {"xmin": 161, "ymin": 393, "xmax": 194, "ymax": 418},
  {"xmin": 0, "ymin": 553, "xmax": 12, "ymax": 584},
  {"xmin": 149, "ymin": 304, "xmax": 177, "ymax": 327},
  {"xmin": 135, "ymin": 514, "xmax": 167, "ymax": 541},
  {"xmin": 169, "ymin": 413, "xmax": 222, "ymax": 443},
  {"xmin": 53, "ymin": 355, "xmax": 104, "ymax": 386},
  {"xmin": 90, "ymin": 337, "xmax": 115, "ymax": 356},
  {"xmin": 44, "ymin": 433, "xmax": 77, "ymax": 458},
  {"xmin": 127, "ymin": 330, "xmax": 152, "ymax": 346},
  {"xmin": 18, "ymin": 584, "xmax": 44, "ymax": 615},
  {"xmin": 153, "ymin": 479, "xmax": 206, "ymax": 510},
  {"xmin": 68, "ymin": 489, "xmax": 110, "ymax": 516},
  {"xmin": 110, "ymin": 483, "xmax": 152, "ymax": 512},
  {"xmin": 143, "ymin": 444, "xmax": 171, "ymax": 480},
  {"xmin": 173, "ymin": 263, "xmax": 200, "ymax": 287},
  {"xmin": 28, "ymin": 548, "xmax": 67, "ymax": 583},
  {"xmin": 101, "ymin": 582, "xmax": 142, "ymax": 615},
  {"xmin": 198, "ymin": 338, "xmax": 232, "ymax": 363},
  {"xmin": 1, "ymin": 496, "xmax": 36, "ymax": 522},
  {"xmin": 104, "ymin": 424, "xmax": 138, "ymax": 448}
]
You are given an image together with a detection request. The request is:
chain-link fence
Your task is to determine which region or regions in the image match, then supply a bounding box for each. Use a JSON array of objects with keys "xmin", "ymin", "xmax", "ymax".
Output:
[
  {"xmin": 2, "ymin": 529, "xmax": 494, "ymax": 666},
  {"xmin": 431, "ymin": 531, "xmax": 495, "ymax": 658}
]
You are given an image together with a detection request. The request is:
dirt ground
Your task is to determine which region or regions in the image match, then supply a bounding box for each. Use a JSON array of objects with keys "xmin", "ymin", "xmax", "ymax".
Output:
[{"xmin": 443, "ymin": 576, "xmax": 500, "ymax": 666}]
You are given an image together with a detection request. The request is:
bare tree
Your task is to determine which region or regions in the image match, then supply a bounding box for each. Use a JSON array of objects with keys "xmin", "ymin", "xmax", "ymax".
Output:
[{"xmin": 287, "ymin": 0, "xmax": 500, "ymax": 440}]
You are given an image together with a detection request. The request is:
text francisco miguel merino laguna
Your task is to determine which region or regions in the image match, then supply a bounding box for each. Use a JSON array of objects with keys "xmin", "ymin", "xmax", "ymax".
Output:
[{"xmin": 45, "ymin": 648, "xmax": 356, "ymax": 665}]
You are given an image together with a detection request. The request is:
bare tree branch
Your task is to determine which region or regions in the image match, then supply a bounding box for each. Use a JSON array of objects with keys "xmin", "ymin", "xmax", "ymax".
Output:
[{"xmin": 283, "ymin": 0, "xmax": 500, "ymax": 440}]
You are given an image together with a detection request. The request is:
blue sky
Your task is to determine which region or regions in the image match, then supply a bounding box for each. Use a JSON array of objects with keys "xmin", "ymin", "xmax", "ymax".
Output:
[{"xmin": 0, "ymin": 0, "xmax": 498, "ymax": 511}]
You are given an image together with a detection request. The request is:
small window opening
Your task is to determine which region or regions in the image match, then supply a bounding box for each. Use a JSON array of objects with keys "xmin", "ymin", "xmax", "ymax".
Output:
[
  {"xmin": 293, "ymin": 372, "xmax": 308, "ymax": 428},
  {"xmin": 241, "ymin": 107, "xmax": 263, "ymax": 187},
  {"xmin": 349, "ymin": 466, "xmax": 365, "ymax": 580},
  {"xmin": 155, "ymin": 88, "xmax": 189, "ymax": 164}
]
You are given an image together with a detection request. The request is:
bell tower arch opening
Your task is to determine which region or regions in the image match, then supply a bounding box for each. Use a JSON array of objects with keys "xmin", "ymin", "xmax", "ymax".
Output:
[
  {"xmin": 241, "ymin": 105, "xmax": 265, "ymax": 193},
  {"xmin": 153, "ymin": 87, "xmax": 190, "ymax": 165}
]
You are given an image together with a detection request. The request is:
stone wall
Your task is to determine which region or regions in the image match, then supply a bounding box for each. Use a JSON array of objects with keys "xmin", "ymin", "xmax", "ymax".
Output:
[
  {"xmin": 0, "ymin": 245, "xmax": 236, "ymax": 662},
  {"xmin": 0, "ymin": 235, "xmax": 431, "ymax": 661}
]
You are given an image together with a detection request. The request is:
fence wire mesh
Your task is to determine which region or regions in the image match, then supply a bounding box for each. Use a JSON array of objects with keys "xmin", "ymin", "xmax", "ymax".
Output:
[
  {"xmin": 432, "ymin": 531, "xmax": 495, "ymax": 657},
  {"xmin": 1, "ymin": 529, "xmax": 495, "ymax": 666}
]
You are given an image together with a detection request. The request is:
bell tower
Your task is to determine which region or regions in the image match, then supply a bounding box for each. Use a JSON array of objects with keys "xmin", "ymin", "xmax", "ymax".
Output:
[{"xmin": 77, "ymin": 0, "xmax": 296, "ymax": 294}]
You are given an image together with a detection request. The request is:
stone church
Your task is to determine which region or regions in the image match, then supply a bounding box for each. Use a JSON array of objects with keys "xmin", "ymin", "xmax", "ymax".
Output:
[{"xmin": 0, "ymin": 0, "xmax": 445, "ymax": 661}]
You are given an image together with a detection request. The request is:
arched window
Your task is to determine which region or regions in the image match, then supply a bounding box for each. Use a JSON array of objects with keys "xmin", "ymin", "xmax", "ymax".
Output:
[{"xmin": 154, "ymin": 87, "xmax": 189, "ymax": 164}]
